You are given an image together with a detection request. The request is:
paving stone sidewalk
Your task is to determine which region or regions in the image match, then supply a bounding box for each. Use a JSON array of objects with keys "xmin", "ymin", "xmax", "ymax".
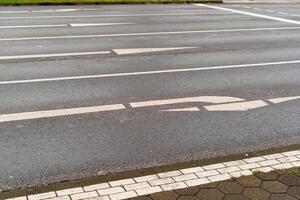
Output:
[{"xmin": 131, "ymin": 168, "xmax": 300, "ymax": 200}]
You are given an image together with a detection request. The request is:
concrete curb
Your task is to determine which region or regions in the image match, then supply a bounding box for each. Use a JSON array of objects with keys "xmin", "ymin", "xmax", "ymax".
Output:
[{"xmin": 4, "ymin": 149, "xmax": 300, "ymax": 200}]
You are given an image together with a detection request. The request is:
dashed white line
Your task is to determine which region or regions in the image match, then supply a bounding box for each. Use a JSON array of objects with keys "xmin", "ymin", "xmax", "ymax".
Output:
[
  {"xmin": 0, "ymin": 24, "xmax": 67, "ymax": 29},
  {"xmin": 204, "ymin": 100, "xmax": 268, "ymax": 111},
  {"xmin": 1, "ymin": 26, "xmax": 300, "ymax": 42},
  {"xmin": 0, "ymin": 95, "xmax": 299, "ymax": 122},
  {"xmin": 0, "ymin": 12, "xmax": 227, "ymax": 20},
  {"xmin": 0, "ymin": 51, "xmax": 111, "ymax": 60},
  {"xmin": 113, "ymin": 47, "xmax": 196, "ymax": 55},
  {"xmin": 0, "ymin": 10, "xmax": 29, "ymax": 13},
  {"xmin": 195, "ymin": 4, "xmax": 300, "ymax": 25},
  {"xmin": 130, "ymin": 96, "xmax": 243, "ymax": 108},
  {"xmin": 268, "ymin": 96, "xmax": 300, "ymax": 104},
  {"xmin": 31, "ymin": 9, "xmax": 81, "ymax": 13},
  {"xmin": 278, "ymin": 12, "xmax": 289, "ymax": 15},
  {"xmin": 70, "ymin": 23, "xmax": 134, "ymax": 27},
  {"xmin": 0, "ymin": 60, "xmax": 299, "ymax": 85},
  {"xmin": 0, "ymin": 23, "xmax": 132, "ymax": 29},
  {"xmin": 0, "ymin": 104, "xmax": 126, "ymax": 123}
]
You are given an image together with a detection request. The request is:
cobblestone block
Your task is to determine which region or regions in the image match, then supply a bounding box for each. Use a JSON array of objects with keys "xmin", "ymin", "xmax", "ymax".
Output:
[
  {"xmin": 174, "ymin": 187, "xmax": 200, "ymax": 196},
  {"xmin": 197, "ymin": 189, "xmax": 224, "ymax": 200},
  {"xmin": 149, "ymin": 191, "xmax": 178, "ymax": 200},
  {"xmin": 237, "ymin": 176, "xmax": 262, "ymax": 187},
  {"xmin": 261, "ymin": 181, "xmax": 288, "ymax": 193},
  {"xmin": 269, "ymin": 194, "xmax": 297, "ymax": 200},
  {"xmin": 243, "ymin": 188, "xmax": 270, "ymax": 200},
  {"xmin": 217, "ymin": 181, "xmax": 243, "ymax": 194}
]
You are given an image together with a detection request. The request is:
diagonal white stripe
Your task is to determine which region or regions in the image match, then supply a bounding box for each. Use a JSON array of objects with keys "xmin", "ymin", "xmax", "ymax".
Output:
[{"xmin": 195, "ymin": 4, "xmax": 300, "ymax": 25}]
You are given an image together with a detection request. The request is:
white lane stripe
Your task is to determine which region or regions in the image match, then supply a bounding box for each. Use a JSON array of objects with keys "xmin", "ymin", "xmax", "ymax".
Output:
[
  {"xmin": 0, "ymin": 23, "xmax": 132, "ymax": 29},
  {"xmin": 70, "ymin": 23, "xmax": 133, "ymax": 27},
  {"xmin": 268, "ymin": 96, "xmax": 300, "ymax": 104},
  {"xmin": 204, "ymin": 100, "xmax": 268, "ymax": 111},
  {"xmin": 31, "ymin": 9, "xmax": 80, "ymax": 13},
  {"xmin": 113, "ymin": 47, "xmax": 196, "ymax": 55},
  {"xmin": 0, "ymin": 104, "xmax": 125, "ymax": 123},
  {"xmin": 130, "ymin": 96, "xmax": 244, "ymax": 108},
  {"xmin": 195, "ymin": 4, "xmax": 300, "ymax": 25},
  {"xmin": 0, "ymin": 51, "xmax": 110, "ymax": 60},
  {"xmin": 0, "ymin": 10, "xmax": 29, "ymax": 13},
  {"xmin": 0, "ymin": 12, "xmax": 227, "ymax": 20},
  {"xmin": 1, "ymin": 26, "xmax": 300, "ymax": 42},
  {"xmin": 0, "ymin": 24, "xmax": 67, "ymax": 29},
  {"xmin": 0, "ymin": 60, "xmax": 299, "ymax": 85}
]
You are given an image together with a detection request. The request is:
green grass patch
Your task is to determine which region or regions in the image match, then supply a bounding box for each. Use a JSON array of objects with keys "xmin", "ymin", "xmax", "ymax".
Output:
[{"xmin": 0, "ymin": 0, "xmax": 221, "ymax": 5}]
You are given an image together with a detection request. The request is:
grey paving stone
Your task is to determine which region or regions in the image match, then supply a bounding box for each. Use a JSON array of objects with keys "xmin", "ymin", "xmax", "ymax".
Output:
[
  {"xmin": 261, "ymin": 181, "xmax": 288, "ymax": 193},
  {"xmin": 287, "ymin": 186, "xmax": 300, "ymax": 199},
  {"xmin": 256, "ymin": 172, "xmax": 279, "ymax": 181},
  {"xmin": 223, "ymin": 195, "xmax": 250, "ymax": 200},
  {"xmin": 269, "ymin": 194, "xmax": 297, "ymax": 200},
  {"xmin": 243, "ymin": 188, "xmax": 270, "ymax": 200},
  {"xmin": 175, "ymin": 187, "xmax": 200, "ymax": 196},
  {"xmin": 278, "ymin": 174, "xmax": 300, "ymax": 186},
  {"xmin": 197, "ymin": 189, "xmax": 224, "ymax": 200},
  {"xmin": 149, "ymin": 191, "xmax": 178, "ymax": 200},
  {"xmin": 177, "ymin": 196, "xmax": 199, "ymax": 200},
  {"xmin": 217, "ymin": 181, "xmax": 243, "ymax": 194},
  {"xmin": 237, "ymin": 176, "xmax": 262, "ymax": 187}
]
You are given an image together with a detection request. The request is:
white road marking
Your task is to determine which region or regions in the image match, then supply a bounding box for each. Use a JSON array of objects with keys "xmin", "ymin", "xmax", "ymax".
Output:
[
  {"xmin": 0, "ymin": 12, "xmax": 227, "ymax": 20},
  {"xmin": 0, "ymin": 60, "xmax": 299, "ymax": 85},
  {"xmin": 0, "ymin": 10, "xmax": 29, "ymax": 13},
  {"xmin": 113, "ymin": 47, "xmax": 196, "ymax": 55},
  {"xmin": 266, "ymin": 10, "xmax": 276, "ymax": 13},
  {"xmin": 0, "ymin": 104, "xmax": 125, "ymax": 123},
  {"xmin": 0, "ymin": 24, "xmax": 67, "ymax": 29},
  {"xmin": 1, "ymin": 26, "xmax": 300, "ymax": 42},
  {"xmin": 0, "ymin": 23, "xmax": 132, "ymax": 29},
  {"xmin": 278, "ymin": 12, "xmax": 289, "ymax": 15},
  {"xmin": 0, "ymin": 51, "xmax": 111, "ymax": 60},
  {"xmin": 268, "ymin": 96, "xmax": 300, "ymax": 104},
  {"xmin": 0, "ymin": 95, "xmax": 299, "ymax": 122},
  {"xmin": 161, "ymin": 107, "xmax": 200, "ymax": 112},
  {"xmin": 70, "ymin": 23, "xmax": 133, "ymax": 27},
  {"xmin": 130, "ymin": 96, "xmax": 244, "ymax": 108},
  {"xmin": 195, "ymin": 4, "xmax": 300, "ymax": 25},
  {"xmin": 31, "ymin": 9, "xmax": 80, "ymax": 13},
  {"xmin": 204, "ymin": 100, "xmax": 268, "ymax": 111}
]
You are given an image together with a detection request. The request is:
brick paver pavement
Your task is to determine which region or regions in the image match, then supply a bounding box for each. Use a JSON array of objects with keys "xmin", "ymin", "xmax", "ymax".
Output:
[{"xmin": 131, "ymin": 168, "xmax": 300, "ymax": 200}]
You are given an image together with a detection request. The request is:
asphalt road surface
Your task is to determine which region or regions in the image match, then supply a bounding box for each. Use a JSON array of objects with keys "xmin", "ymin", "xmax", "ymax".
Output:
[{"xmin": 0, "ymin": 3, "xmax": 300, "ymax": 192}]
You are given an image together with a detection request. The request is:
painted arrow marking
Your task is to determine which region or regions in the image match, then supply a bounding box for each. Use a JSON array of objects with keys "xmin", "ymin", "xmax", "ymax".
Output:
[
  {"xmin": 113, "ymin": 47, "xmax": 197, "ymax": 55},
  {"xmin": 130, "ymin": 96, "xmax": 244, "ymax": 108},
  {"xmin": 0, "ymin": 96, "xmax": 299, "ymax": 123},
  {"xmin": 268, "ymin": 96, "xmax": 300, "ymax": 104},
  {"xmin": 204, "ymin": 100, "xmax": 268, "ymax": 111}
]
